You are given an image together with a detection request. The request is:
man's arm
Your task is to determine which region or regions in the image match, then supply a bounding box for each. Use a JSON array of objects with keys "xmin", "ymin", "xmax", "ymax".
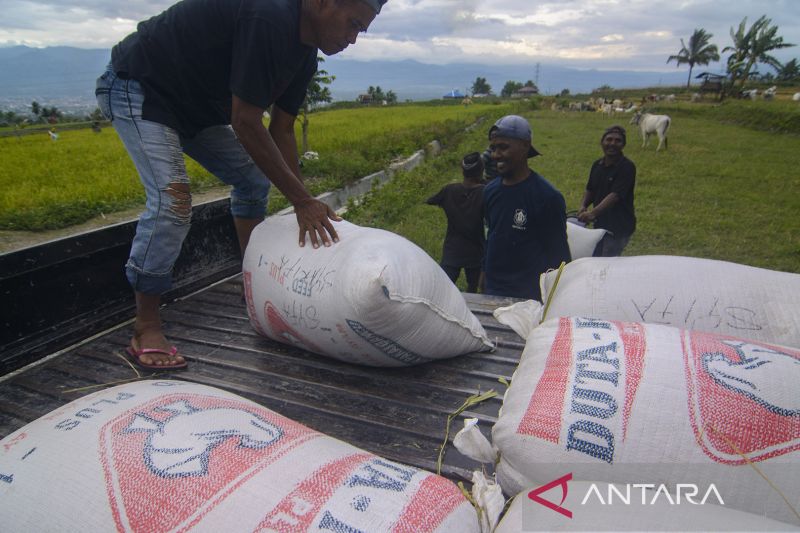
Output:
[
  {"xmin": 269, "ymin": 104, "xmax": 304, "ymax": 182},
  {"xmin": 579, "ymin": 192, "xmax": 619, "ymax": 223},
  {"xmin": 577, "ymin": 190, "xmax": 594, "ymax": 221},
  {"xmin": 231, "ymin": 95, "xmax": 339, "ymax": 248}
]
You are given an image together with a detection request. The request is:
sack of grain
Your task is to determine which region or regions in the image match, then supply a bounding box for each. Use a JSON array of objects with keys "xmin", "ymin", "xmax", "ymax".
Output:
[
  {"xmin": 565, "ymin": 220, "xmax": 607, "ymax": 259},
  {"xmin": 242, "ymin": 215, "xmax": 493, "ymax": 366},
  {"xmin": 492, "ymin": 316, "xmax": 800, "ymax": 525},
  {"xmin": 495, "ymin": 481, "xmax": 796, "ymax": 532},
  {"xmin": 526, "ymin": 255, "xmax": 800, "ymax": 347},
  {"xmin": 0, "ymin": 381, "xmax": 479, "ymax": 532}
]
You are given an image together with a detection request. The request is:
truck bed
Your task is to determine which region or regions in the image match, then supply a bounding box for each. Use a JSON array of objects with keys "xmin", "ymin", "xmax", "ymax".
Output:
[{"xmin": 0, "ymin": 277, "xmax": 524, "ymax": 483}]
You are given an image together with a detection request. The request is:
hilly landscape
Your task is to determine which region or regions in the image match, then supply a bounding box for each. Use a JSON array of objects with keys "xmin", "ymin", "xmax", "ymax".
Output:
[{"xmin": 0, "ymin": 45, "xmax": 691, "ymax": 113}]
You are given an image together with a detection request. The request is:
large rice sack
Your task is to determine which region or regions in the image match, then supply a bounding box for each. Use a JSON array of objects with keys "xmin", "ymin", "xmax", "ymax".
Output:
[
  {"xmin": 492, "ymin": 315, "xmax": 800, "ymax": 526},
  {"xmin": 565, "ymin": 220, "xmax": 607, "ymax": 259},
  {"xmin": 0, "ymin": 381, "xmax": 479, "ymax": 532},
  {"xmin": 242, "ymin": 215, "xmax": 493, "ymax": 366},
  {"xmin": 495, "ymin": 481, "xmax": 796, "ymax": 532},
  {"xmin": 532, "ymin": 255, "xmax": 800, "ymax": 347}
]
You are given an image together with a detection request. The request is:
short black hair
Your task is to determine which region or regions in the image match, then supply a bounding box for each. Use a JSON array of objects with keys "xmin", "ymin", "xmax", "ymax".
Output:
[
  {"xmin": 602, "ymin": 125, "xmax": 627, "ymax": 145},
  {"xmin": 461, "ymin": 151, "xmax": 484, "ymax": 179}
]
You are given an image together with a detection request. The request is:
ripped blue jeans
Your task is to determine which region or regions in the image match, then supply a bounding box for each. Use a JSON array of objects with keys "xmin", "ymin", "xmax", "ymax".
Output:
[{"xmin": 95, "ymin": 64, "xmax": 270, "ymax": 294}]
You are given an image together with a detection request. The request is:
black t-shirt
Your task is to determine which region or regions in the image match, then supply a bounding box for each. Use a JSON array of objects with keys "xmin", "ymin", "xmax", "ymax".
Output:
[
  {"xmin": 112, "ymin": 0, "xmax": 317, "ymax": 137},
  {"xmin": 586, "ymin": 155, "xmax": 637, "ymax": 236},
  {"xmin": 426, "ymin": 182, "xmax": 486, "ymax": 268}
]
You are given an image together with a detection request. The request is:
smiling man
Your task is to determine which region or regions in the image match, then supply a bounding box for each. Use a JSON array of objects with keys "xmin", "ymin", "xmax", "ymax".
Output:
[
  {"xmin": 577, "ymin": 125, "xmax": 637, "ymax": 256},
  {"xmin": 95, "ymin": 0, "xmax": 386, "ymax": 370},
  {"xmin": 481, "ymin": 115, "xmax": 571, "ymax": 301}
]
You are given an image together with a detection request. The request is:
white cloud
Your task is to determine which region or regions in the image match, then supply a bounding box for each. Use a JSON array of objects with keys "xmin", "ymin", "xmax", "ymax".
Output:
[{"xmin": 0, "ymin": 0, "xmax": 798, "ymax": 72}]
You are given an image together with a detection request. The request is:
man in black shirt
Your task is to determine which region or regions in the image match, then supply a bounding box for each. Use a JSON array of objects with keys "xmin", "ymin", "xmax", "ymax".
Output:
[
  {"xmin": 578, "ymin": 125, "xmax": 637, "ymax": 256},
  {"xmin": 426, "ymin": 152, "xmax": 486, "ymax": 293},
  {"xmin": 95, "ymin": 0, "xmax": 387, "ymax": 369}
]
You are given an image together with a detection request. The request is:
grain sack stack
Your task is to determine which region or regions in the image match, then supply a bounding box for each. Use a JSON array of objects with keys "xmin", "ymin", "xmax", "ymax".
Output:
[
  {"xmin": 0, "ymin": 381, "xmax": 480, "ymax": 532},
  {"xmin": 532, "ymin": 255, "xmax": 800, "ymax": 347},
  {"xmin": 489, "ymin": 315, "xmax": 799, "ymax": 527},
  {"xmin": 242, "ymin": 215, "xmax": 493, "ymax": 366}
]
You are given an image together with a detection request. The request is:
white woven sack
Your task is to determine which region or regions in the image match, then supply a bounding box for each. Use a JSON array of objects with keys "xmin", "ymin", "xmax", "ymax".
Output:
[
  {"xmin": 565, "ymin": 220, "xmax": 607, "ymax": 259},
  {"xmin": 533, "ymin": 255, "xmax": 800, "ymax": 347},
  {"xmin": 0, "ymin": 381, "xmax": 479, "ymax": 533},
  {"xmin": 492, "ymin": 316, "xmax": 800, "ymax": 525},
  {"xmin": 242, "ymin": 215, "xmax": 493, "ymax": 366},
  {"xmin": 495, "ymin": 482, "xmax": 796, "ymax": 532}
]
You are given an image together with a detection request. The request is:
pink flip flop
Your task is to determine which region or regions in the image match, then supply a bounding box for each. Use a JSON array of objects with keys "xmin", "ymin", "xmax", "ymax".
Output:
[{"xmin": 126, "ymin": 344, "xmax": 187, "ymax": 370}]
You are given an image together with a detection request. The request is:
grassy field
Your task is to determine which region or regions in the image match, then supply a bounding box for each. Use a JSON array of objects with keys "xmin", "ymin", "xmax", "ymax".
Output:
[
  {"xmin": 2, "ymin": 97, "xmax": 798, "ymax": 274},
  {"xmin": 346, "ymin": 101, "xmax": 800, "ymax": 274},
  {"xmin": 0, "ymin": 101, "xmax": 519, "ymax": 231}
]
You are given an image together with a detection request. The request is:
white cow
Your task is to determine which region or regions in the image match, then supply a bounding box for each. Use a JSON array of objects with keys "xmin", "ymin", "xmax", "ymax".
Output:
[
  {"xmin": 794, "ymin": 92, "xmax": 800, "ymax": 102},
  {"xmin": 630, "ymin": 112, "xmax": 671, "ymax": 151}
]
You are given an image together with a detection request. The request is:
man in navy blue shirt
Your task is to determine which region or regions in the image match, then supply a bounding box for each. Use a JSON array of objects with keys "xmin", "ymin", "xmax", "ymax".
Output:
[{"xmin": 480, "ymin": 115, "xmax": 571, "ymax": 301}]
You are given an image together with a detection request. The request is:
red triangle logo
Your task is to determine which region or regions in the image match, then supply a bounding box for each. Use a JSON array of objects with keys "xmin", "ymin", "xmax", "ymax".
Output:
[{"xmin": 528, "ymin": 472, "xmax": 573, "ymax": 518}]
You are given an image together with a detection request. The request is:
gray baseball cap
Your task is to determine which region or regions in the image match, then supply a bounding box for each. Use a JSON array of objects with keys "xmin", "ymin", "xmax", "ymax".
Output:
[
  {"xmin": 488, "ymin": 115, "xmax": 541, "ymax": 158},
  {"xmin": 359, "ymin": 0, "xmax": 387, "ymax": 13}
]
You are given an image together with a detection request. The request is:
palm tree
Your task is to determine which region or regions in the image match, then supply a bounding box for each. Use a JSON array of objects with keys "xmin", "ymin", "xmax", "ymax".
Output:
[
  {"xmin": 777, "ymin": 58, "xmax": 800, "ymax": 81},
  {"xmin": 723, "ymin": 16, "xmax": 795, "ymax": 91},
  {"xmin": 667, "ymin": 29, "xmax": 720, "ymax": 88}
]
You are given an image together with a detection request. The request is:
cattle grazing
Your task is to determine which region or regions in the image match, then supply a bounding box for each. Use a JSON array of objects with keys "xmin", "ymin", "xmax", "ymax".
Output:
[
  {"xmin": 630, "ymin": 112, "xmax": 671, "ymax": 151},
  {"xmin": 794, "ymin": 92, "xmax": 800, "ymax": 102},
  {"xmin": 763, "ymin": 86, "xmax": 777, "ymax": 100}
]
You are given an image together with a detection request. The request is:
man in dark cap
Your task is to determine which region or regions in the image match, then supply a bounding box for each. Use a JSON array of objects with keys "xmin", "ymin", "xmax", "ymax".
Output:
[
  {"xmin": 480, "ymin": 115, "xmax": 571, "ymax": 301},
  {"xmin": 426, "ymin": 152, "xmax": 486, "ymax": 293},
  {"xmin": 95, "ymin": 0, "xmax": 387, "ymax": 369},
  {"xmin": 578, "ymin": 125, "xmax": 637, "ymax": 256}
]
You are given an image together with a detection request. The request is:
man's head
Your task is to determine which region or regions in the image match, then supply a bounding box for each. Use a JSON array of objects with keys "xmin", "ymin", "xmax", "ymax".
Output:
[
  {"xmin": 600, "ymin": 125, "xmax": 626, "ymax": 159},
  {"xmin": 461, "ymin": 151, "xmax": 484, "ymax": 181},
  {"xmin": 301, "ymin": 0, "xmax": 384, "ymax": 56},
  {"xmin": 488, "ymin": 115, "xmax": 540, "ymax": 178}
]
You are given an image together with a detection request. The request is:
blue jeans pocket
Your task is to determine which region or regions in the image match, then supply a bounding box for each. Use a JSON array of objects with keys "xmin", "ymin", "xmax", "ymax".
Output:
[{"xmin": 95, "ymin": 66, "xmax": 115, "ymax": 121}]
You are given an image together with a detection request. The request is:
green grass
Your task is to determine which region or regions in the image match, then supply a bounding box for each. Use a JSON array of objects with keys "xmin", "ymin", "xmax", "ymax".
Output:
[
  {"xmin": 347, "ymin": 105, "xmax": 800, "ymax": 274},
  {"xmin": 2, "ymin": 98, "xmax": 798, "ymax": 274},
  {"xmin": 0, "ymin": 101, "xmax": 520, "ymax": 231}
]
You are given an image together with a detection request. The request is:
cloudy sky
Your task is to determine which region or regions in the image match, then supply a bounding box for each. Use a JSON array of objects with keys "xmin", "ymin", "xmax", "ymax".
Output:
[{"xmin": 1, "ymin": 0, "xmax": 798, "ymax": 72}]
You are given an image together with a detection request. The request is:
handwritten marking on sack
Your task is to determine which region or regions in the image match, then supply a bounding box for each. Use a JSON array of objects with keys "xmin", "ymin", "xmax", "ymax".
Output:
[
  {"xmin": 265, "ymin": 301, "xmax": 323, "ymax": 353},
  {"xmin": 0, "ymin": 473, "xmax": 12, "ymax": 484},
  {"xmin": 54, "ymin": 392, "xmax": 136, "ymax": 431},
  {"xmin": 630, "ymin": 297, "xmax": 761, "ymax": 331},
  {"xmin": 20, "ymin": 448, "xmax": 36, "ymax": 460},
  {"xmin": 684, "ymin": 331, "xmax": 800, "ymax": 464},
  {"xmin": 282, "ymin": 300, "xmax": 321, "ymax": 330},
  {"xmin": 518, "ymin": 318, "xmax": 647, "ymax": 465},
  {"xmin": 263, "ymin": 255, "xmax": 336, "ymax": 298},
  {"xmin": 346, "ymin": 320, "xmax": 432, "ymax": 365}
]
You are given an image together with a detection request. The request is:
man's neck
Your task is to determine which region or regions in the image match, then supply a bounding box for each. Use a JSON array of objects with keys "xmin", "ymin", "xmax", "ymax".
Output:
[
  {"xmin": 603, "ymin": 154, "xmax": 623, "ymax": 167},
  {"xmin": 502, "ymin": 167, "xmax": 531, "ymax": 186}
]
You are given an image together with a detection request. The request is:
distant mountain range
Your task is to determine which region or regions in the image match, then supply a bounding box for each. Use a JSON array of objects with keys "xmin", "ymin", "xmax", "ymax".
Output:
[{"xmin": 0, "ymin": 45, "xmax": 691, "ymax": 112}]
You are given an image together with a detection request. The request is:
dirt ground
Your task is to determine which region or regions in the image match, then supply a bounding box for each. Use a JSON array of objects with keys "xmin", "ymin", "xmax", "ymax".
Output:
[{"xmin": 0, "ymin": 186, "xmax": 232, "ymax": 254}]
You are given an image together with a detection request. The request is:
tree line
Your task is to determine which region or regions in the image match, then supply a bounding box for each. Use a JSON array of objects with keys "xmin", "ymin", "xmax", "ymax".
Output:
[{"xmin": 667, "ymin": 15, "xmax": 796, "ymax": 92}]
